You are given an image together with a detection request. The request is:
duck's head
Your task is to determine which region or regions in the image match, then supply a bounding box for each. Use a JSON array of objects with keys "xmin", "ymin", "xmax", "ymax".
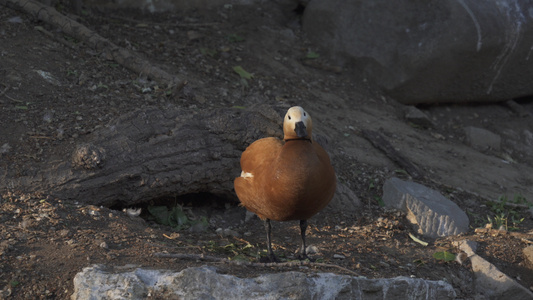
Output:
[{"xmin": 283, "ymin": 106, "xmax": 312, "ymax": 141}]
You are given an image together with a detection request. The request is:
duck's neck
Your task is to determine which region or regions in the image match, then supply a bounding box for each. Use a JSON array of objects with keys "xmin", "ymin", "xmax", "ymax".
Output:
[{"xmin": 284, "ymin": 138, "xmax": 312, "ymax": 143}]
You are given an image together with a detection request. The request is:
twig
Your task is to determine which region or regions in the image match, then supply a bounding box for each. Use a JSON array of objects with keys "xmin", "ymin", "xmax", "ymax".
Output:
[
  {"xmin": 520, "ymin": 238, "xmax": 533, "ymax": 244},
  {"xmin": 408, "ymin": 232, "xmax": 428, "ymax": 247},
  {"xmin": 0, "ymin": 83, "xmax": 24, "ymax": 103},
  {"xmin": 152, "ymin": 252, "xmax": 359, "ymax": 276},
  {"xmin": 0, "ymin": 84, "xmax": 9, "ymax": 98},
  {"xmin": 232, "ymin": 236, "xmax": 253, "ymax": 245}
]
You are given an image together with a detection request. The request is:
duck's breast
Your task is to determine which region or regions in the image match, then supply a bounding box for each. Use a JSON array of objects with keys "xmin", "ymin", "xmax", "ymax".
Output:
[{"xmin": 266, "ymin": 141, "xmax": 336, "ymax": 221}]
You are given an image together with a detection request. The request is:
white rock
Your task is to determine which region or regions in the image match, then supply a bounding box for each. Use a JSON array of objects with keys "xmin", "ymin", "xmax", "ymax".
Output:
[
  {"xmin": 306, "ymin": 245, "xmax": 319, "ymax": 255},
  {"xmin": 523, "ymin": 246, "xmax": 533, "ymax": 266},
  {"xmin": 382, "ymin": 177, "xmax": 469, "ymax": 238},
  {"xmin": 457, "ymin": 240, "xmax": 533, "ymax": 299},
  {"xmin": 71, "ymin": 265, "xmax": 456, "ymax": 300}
]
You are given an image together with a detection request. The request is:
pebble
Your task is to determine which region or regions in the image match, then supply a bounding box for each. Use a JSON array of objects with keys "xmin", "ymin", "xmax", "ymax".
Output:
[
  {"xmin": 333, "ymin": 254, "xmax": 345, "ymax": 259},
  {"xmin": 306, "ymin": 245, "xmax": 319, "ymax": 254},
  {"xmin": 244, "ymin": 211, "xmax": 255, "ymax": 223},
  {"xmin": 0, "ymin": 143, "xmax": 11, "ymax": 154}
]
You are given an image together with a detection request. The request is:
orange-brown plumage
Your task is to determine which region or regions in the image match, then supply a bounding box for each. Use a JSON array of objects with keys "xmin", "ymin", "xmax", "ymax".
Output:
[{"xmin": 234, "ymin": 106, "xmax": 336, "ymax": 261}]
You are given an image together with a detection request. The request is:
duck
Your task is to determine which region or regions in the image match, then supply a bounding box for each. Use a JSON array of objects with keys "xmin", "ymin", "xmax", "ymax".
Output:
[{"xmin": 234, "ymin": 106, "xmax": 336, "ymax": 262}]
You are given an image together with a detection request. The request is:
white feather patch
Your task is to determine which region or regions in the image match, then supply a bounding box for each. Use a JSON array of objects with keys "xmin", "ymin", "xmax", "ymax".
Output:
[{"xmin": 240, "ymin": 171, "xmax": 254, "ymax": 178}]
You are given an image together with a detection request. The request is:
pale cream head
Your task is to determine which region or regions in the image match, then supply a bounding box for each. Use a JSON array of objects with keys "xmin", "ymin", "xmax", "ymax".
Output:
[{"xmin": 283, "ymin": 106, "xmax": 313, "ymax": 140}]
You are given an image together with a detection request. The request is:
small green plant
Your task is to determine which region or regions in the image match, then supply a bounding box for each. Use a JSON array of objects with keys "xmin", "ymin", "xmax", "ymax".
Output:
[
  {"xmin": 394, "ymin": 169, "xmax": 408, "ymax": 176},
  {"xmin": 66, "ymin": 69, "xmax": 78, "ymax": 77},
  {"xmin": 147, "ymin": 204, "xmax": 208, "ymax": 231},
  {"xmin": 205, "ymin": 240, "xmax": 256, "ymax": 260},
  {"xmin": 413, "ymin": 259, "xmax": 426, "ymax": 267},
  {"xmin": 233, "ymin": 66, "xmax": 253, "ymax": 80},
  {"xmin": 304, "ymin": 51, "xmax": 320, "ymax": 59},
  {"xmin": 433, "ymin": 251, "xmax": 456, "ymax": 262},
  {"xmin": 375, "ymin": 196, "xmax": 385, "ymax": 207},
  {"xmin": 368, "ymin": 178, "xmax": 379, "ymax": 190},
  {"xmin": 467, "ymin": 210, "xmax": 485, "ymax": 229},
  {"xmin": 485, "ymin": 194, "xmax": 529, "ymax": 231},
  {"xmin": 200, "ymin": 47, "xmax": 217, "ymax": 57},
  {"xmin": 227, "ymin": 33, "xmax": 245, "ymax": 43}
]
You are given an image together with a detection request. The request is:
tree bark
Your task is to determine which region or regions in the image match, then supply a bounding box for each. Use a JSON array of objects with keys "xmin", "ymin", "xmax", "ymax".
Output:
[
  {"xmin": 0, "ymin": 0, "xmax": 186, "ymax": 89},
  {"xmin": 1, "ymin": 105, "xmax": 282, "ymax": 207}
]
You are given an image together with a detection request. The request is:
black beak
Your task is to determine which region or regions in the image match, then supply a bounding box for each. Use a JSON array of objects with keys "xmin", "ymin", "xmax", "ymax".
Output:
[{"xmin": 294, "ymin": 121, "xmax": 308, "ymax": 138}]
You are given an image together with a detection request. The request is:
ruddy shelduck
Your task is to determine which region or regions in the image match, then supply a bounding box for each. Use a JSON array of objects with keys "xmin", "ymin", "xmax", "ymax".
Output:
[{"xmin": 234, "ymin": 106, "xmax": 336, "ymax": 261}]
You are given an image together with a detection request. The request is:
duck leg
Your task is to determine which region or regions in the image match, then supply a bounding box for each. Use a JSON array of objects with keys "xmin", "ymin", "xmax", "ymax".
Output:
[
  {"xmin": 263, "ymin": 219, "xmax": 278, "ymax": 262},
  {"xmin": 297, "ymin": 219, "xmax": 311, "ymax": 260}
]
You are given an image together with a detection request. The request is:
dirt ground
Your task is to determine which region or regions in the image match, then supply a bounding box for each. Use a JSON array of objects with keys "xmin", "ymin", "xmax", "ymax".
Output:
[{"xmin": 1, "ymin": 3, "xmax": 533, "ymax": 299}]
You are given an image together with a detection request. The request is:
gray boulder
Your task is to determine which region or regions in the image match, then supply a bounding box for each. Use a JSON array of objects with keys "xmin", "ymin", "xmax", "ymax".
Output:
[
  {"xmin": 405, "ymin": 106, "xmax": 435, "ymax": 128},
  {"xmin": 382, "ymin": 177, "xmax": 469, "ymax": 238},
  {"xmin": 71, "ymin": 265, "xmax": 457, "ymax": 299},
  {"xmin": 464, "ymin": 126, "xmax": 502, "ymax": 152},
  {"xmin": 303, "ymin": 0, "xmax": 533, "ymax": 104}
]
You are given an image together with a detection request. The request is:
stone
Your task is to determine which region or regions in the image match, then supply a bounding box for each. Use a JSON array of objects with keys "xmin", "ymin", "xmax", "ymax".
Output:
[
  {"xmin": 71, "ymin": 265, "xmax": 457, "ymax": 299},
  {"xmin": 302, "ymin": 0, "xmax": 533, "ymax": 104},
  {"xmin": 457, "ymin": 240, "xmax": 533, "ymax": 299},
  {"xmin": 464, "ymin": 126, "xmax": 501, "ymax": 152},
  {"xmin": 0, "ymin": 143, "xmax": 11, "ymax": 154},
  {"xmin": 404, "ymin": 106, "xmax": 434, "ymax": 128},
  {"xmin": 523, "ymin": 245, "xmax": 533, "ymax": 266},
  {"xmin": 382, "ymin": 177, "xmax": 469, "ymax": 238}
]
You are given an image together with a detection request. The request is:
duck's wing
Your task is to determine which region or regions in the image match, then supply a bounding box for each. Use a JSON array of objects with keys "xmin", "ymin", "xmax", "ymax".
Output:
[{"xmin": 234, "ymin": 137, "xmax": 283, "ymax": 219}]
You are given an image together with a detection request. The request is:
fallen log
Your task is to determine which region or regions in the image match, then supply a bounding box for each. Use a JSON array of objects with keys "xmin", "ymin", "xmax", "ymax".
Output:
[{"xmin": 1, "ymin": 105, "xmax": 282, "ymax": 206}]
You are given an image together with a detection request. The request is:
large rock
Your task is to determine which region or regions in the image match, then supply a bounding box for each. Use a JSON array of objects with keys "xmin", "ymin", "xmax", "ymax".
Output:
[
  {"xmin": 71, "ymin": 265, "xmax": 457, "ymax": 300},
  {"xmin": 382, "ymin": 177, "xmax": 469, "ymax": 238},
  {"xmin": 303, "ymin": 0, "xmax": 533, "ymax": 104}
]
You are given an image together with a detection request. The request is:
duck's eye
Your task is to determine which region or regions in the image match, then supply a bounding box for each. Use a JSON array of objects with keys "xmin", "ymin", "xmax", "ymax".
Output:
[
  {"xmin": 288, "ymin": 115, "xmax": 291, "ymax": 120},
  {"xmin": 303, "ymin": 112, "xmax": 306, "ymax": 117}
]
